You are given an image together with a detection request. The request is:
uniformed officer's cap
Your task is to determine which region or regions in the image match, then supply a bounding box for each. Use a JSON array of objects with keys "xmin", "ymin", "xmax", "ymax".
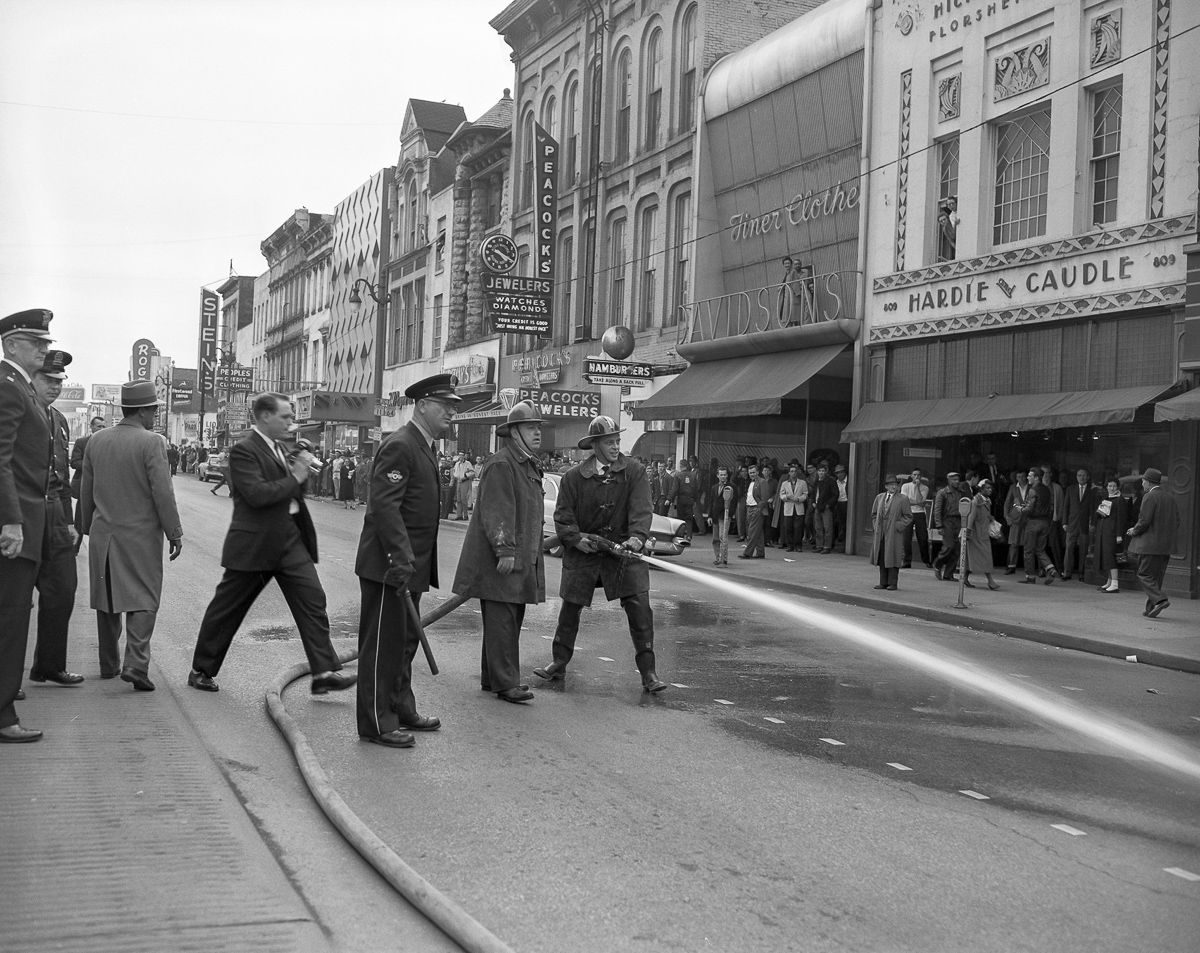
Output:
[
  {"xmin": 405, "ymin": 373, "xmax": 462, "ymax": 402},
  {"xmin": 0, "ymin": 308, "xmax": 55, "ymax": 341},
  {"xmin": 945, "ymin": 471, "xmax": 960, "ymax": 481},
  {"xmin": 38, "ymin": 349, "xmax": 73, "ymax": 379}
]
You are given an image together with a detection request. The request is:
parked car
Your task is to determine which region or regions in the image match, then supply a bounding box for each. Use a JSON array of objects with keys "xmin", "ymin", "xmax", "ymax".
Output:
[
  {"xmin": 198, "ymin": 451, "xmax": 228, "ymax": 483},
  {"xmin": 541, "ymin": 472, "xmax": 689, "ymax": 558}
]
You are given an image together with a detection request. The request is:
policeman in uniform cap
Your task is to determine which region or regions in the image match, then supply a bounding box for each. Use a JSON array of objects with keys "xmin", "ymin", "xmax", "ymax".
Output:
[
  {"xmin": 532, "ymin": 414, "xmax": 668, "ymax": 693},
  {"xmin": 0, "ymin": 308, "xmax": 56, "ymax": 741},
  {"xmin": 355, "ymin": 373, "xmax": 461, "ymax": 748},
  {"xmin": 28, "ymin": 349, "xmax": 85, "ymax": 687}
]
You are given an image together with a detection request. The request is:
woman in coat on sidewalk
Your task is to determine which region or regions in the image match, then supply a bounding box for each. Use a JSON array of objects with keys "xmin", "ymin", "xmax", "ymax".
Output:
[
  {"xmin": 964, "ymin": 478, "xmax": 1000, "ymax": 590},
  {"xmin": 451, "ymin": 402, "xmax": 546, "ymax": 703},
  {"xmin": 1094, "ymin": 476, "xmax": 1132, "ymax": 593}
]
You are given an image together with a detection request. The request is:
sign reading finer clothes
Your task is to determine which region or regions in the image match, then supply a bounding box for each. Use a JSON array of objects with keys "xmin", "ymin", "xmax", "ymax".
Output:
[{"xmin": 516, "ymin": 387, "xmax": 600, "ymax": 420}]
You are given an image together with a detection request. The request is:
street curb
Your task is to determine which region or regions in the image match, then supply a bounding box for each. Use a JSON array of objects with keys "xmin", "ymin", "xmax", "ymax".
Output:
[{"xmin": 735, "ymin": 576, "xmax": 1200, "ymax": 676}]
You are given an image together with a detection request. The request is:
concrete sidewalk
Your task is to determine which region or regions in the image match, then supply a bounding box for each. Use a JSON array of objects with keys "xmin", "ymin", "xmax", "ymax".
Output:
[
  {"xmin": 675, "ymin": 534, "xmax": 1200, "ymax": 675},
  {"xmin": 0, "ymin": 655, "xmax": 327, "ymax": 953}
]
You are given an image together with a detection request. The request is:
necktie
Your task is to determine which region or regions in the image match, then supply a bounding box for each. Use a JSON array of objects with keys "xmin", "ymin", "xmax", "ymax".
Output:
[
  {"xmin": 885, "ymin": 493, "xmax": 892, "ymax": 509},
  {"xmin": 1080, "ymin": 486, "xmax": 1085, "ymax": 502},
  {"xmin": 274, "ymin": 441, "xmax": 289, "ymax": 470}
]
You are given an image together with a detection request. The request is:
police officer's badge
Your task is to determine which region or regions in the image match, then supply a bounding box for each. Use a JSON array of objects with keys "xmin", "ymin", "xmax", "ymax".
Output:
[{"xmin": 386, "ymin": 470, "xmax": 404, "ymax": 483}]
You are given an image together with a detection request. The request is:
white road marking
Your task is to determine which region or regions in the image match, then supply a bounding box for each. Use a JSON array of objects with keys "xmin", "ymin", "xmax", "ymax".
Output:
[
  {"xmin": 763, "ymin": 717, "xmax": 785, "ymax": 725},
  {"xmin": 1163, "ymin": 867, "xmax": 1200, "ymax": 882},
  {"xmin": 887, "ymin": 763, "xmax": 912, "ymax": 771},
  {"xmin": 540, "ymin": 635, "xmax": 552, "ymax": 639},
  {"xmin": 1009, "ymin": 674, "xmax": 1031, "ymax": 678},
  {"xmin": 959, "ymin": 790, "xmax": 990, "ymax": 800},
  {"xmin": 1060, "ymin": 686, "xmax": 1084, "ymax": 692},
  {"xmin": 715, "ymin": 699, "xmax": 734, "ymax": 705},
  {"xmin": 1189, "ymin": 716, "xmax": 1200, "ymax": 722},
  {"xmin": 598, "ymin": 656, "xmax": 615, "ymax": 662},
  {"xmin": 819, "ymin": 738, "xmax": 845, "ymax": 746},
  {"xmin": 670, "ymin": 683, "xmax": 689, "ymax": 689},
  {"xmin": 772, "ymin": 696, "xmax": 790, "ymax": 701},
  {"xmin": 1051, "ymin": 824, "xmax": 1087, "ymax": 836}
]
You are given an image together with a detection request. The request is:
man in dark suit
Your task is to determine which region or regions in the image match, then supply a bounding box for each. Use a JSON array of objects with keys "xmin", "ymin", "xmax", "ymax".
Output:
[
  {"xmin": 1126, "ymin": 467, "xmax": 1179, "ymax": 618},
  {"xmin": 1061, "ymin": 467, "xmax": 1100, "ymax": 582},
  {"xmin": 29, "ymin": 350, "xmax": 84, "ymax": 687},
  {"xmin": 738, "ymin": 463, "xmax": 768, "ymax": 559},
  {"xmin": 188, "ymin": 393, "xmax": 354, "ymax": 696},
  {"xmin": 355, "ymin": 374, "xmax": 460, "ymax": 748},
  {"xmin": 0, "ymin": 308, "xmax": 55, "ymax": 742},
  {"xmin": 811, "ymin": 463, "xmax": 838, "ymax": 553}
]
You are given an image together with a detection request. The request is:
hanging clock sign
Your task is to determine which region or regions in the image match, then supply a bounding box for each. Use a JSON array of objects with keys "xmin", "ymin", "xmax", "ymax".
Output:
[{"xmin": 479, "ymin": 234, "xmax": 519, "ymax": 274}]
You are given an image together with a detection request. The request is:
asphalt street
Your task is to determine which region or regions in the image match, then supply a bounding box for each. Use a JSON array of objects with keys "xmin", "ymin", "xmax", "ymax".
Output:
[{"xmin": 157, "ymin": 477, "xmax": 1198, "ymax": 952}]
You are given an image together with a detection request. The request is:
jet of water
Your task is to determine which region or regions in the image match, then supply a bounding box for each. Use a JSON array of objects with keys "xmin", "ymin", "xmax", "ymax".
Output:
[{"xmin": 643, "ymin": 554, "xmax": 1200, "ymax": 785}]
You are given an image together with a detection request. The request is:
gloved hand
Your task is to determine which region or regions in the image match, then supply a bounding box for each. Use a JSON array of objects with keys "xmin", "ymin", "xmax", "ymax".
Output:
[
  {"xmin": 575, "ymin": 536, "xmax": 600, "ymax": 554},
  {"xmin": 383, "ymin": 566, "xmax": 411, "ymax": 590},
  {"xmin": 496, "ymin": 555, "xmax": 516, "ymax": 575},
  {"xmin": 622, "ymin": 536, "xmax": 643, "ymax": 552}
]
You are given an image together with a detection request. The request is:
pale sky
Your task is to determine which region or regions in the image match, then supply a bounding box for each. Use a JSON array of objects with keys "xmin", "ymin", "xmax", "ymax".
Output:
[{"xmin": 0, "ymin": 0, "xmax": 513, "ymax": 391}]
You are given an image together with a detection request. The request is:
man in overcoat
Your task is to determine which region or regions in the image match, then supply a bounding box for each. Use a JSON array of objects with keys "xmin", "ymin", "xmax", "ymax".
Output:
[
  {"xmin": 81, "ymin": 381, "xmax": 183, "ymax": 691},
  {"xmin": 70, "ymin": 414, "xmax": 105, "ymax": 545},
  {"xmin": 1125, "ymin": 467, "xmax": 1179, "ymax": 618},
  {"xmin": 188, "ymin": 393, "xmax": 350, "ymax": 696},
  {"xmin": 0, "ymin": 308, "xmax": 55, "ymax": 742},
  {"xmin": 452, "ymin": 401, "xmax": 546, "ymax": 704},
  {"xmin": 870, "ymin": 474, "xmax": 913, "ymax": 590},
  {"xmin": 532, "ymin": 415, "xmax": 667, "ymax": 693},
  {"xmin": 355, "ymin": 374, "xmax": 460, "ymax": 748},
  {"xmin": 29, "ymin": 350, "xmax": 84, "ymax": 686}
]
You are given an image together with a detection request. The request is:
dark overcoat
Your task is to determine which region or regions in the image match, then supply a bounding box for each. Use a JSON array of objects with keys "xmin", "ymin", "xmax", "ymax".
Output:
[
  {"xmin": 0, "ymin": 360, "xmax": 51, "ymax": 564},
  {"xmin": 1126, "ymin": 485, "xmax": 1179, "ymax": 557},
  {"xmin": 355, "ymin": 421, "xmax": 442, "ymax": 592},
  {"xmin": 49, "ymin": 406, "xmax": 72, "ymax": 522},
  {"xmin": 219, "ymin": 433, "xmax": 317, "ymax": 570},
  {"xmin": 869, "ymin": 491, "xmax": 912, "ymax": 568},
  {"xmin": 81, "ymin": 419, "xmax": 182, "ymax": 612},
  {"xmin": 452, "ymin": 441, "xmax": 545, "ymax": 604},
  {"xmin": 964, "ymin": 492, "xmax": 995, "ymax": 573},
  {"xmin": 555, "ymin": 453, "xmax": 652, "ymax": 606}
]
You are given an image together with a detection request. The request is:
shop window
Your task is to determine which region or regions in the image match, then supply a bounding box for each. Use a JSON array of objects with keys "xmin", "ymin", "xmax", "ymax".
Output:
[
  {"xmin": 992, "ymin": 104, "xmax": 1051, "ymax": 245},
  {"xmin": 521, "ymin": 111, "xmax": 535, "ymax": 210},
  {"xmin": 563, "ymin": 79, "xmax": 579, "ymax": 188},
  {"xmin": 1089, "ymin": 82, "xmax": 1122, "ymax": 226},
  {"xmin": 613, "ymin": 48, "xmax": 632, "ymax": 163},
  {"xmin": 435, "ymin": 216, "xmax": 446, "ymax": 272},
  {"xmin": 607, "ymin": 215, "xmax": 627, "ymax": 332},
  {"xmin": 388, "ymin": 290, "xmax": 404, "ymax": 366},
  {"xmin": 432, "ymin": 294, "xmax": 443, "ymax": 358},
  {"xmin": 668, "ymin": 189, "xmax": 691, "ymax": 327},
  {"xmin": 644, "ymin": 28, "xmax": 663, "ymax": 151},
  {"xmin": 677, "ymin": 5, "xmax": 698, "ymax": 133},
  {"xmin": 935, "ymin": 135, "xmax": 959, "ymax": 262}
]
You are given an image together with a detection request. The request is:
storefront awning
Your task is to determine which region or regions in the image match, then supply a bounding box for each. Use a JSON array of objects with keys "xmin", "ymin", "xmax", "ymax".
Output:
[
  {"xmin": 1154, "ymin": 388, "xmax": 1200, "ymax": 422},
  {"xmin": 631, "ymin": 343, "xmax": 847, "ymax": 421},
  {"xmin": 841, "ymin": 384, "xmax": 1176, "ymax": 443}
]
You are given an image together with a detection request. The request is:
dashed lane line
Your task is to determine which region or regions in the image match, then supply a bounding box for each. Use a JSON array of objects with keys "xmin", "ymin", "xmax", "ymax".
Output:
[
  {"xmin": 714, "ymin": 699, "xmax": 735, "ymax": 705},
  {"xmin": 1051, "ymin": 824, "xmax": 1087, "ymax": 836},
  {"xmin": 763, "ymin": 717, "xmax": 785, "ymax": 725},
  {"xmin": 1164, "ymin": 867, "xmax": 1200, "ymax": 882},
  {"xmin": 670, "ymin": 683, "xmax": 689, "ymax": 689},
  {"xmin": 1060, "ymin": 686, "xmax": 1084, "ymax": 692},
  {"xmin": 819, "ymin": 738, "xmax": 845, "ymax": 746},
  {"xmin": 597, "ymin": 656, "xmax": 615, "ymax": 662},
  {"xmin": 887, "ymin": 763, "xmax": 912, "ymax": 771},
  {"xmin": 959, "ymin": 790, "xmax": 990, "ymax": 800}
]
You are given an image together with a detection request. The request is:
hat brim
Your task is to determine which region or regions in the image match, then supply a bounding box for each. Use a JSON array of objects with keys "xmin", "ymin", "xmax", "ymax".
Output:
[
  {"xmin": 496, "ymin": 419, "xmax": 543, "ymax": 437},
  {"xmin": 577, "ymin": 428, "xmax": 623, "ymax": 450},
  {"xmin": 122, "ymin": 398, "xmax": 165, "ymax": 408},
  {"xmin": 4, "ymin": 329, "xmax": 54, "ymax": 342},
  {"xmin": 39, "ymin": 371, "xmax": 69, "ymax": 380}
]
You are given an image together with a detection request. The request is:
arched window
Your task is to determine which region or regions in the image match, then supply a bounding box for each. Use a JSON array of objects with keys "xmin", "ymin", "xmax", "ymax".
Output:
[
  {"xmin": 634, "ymin": 199, "xmax": 659, "ymax": 331},
  {"xmin": 406, "ymin": 177, "xmax": 419, "ymax": 252},
  {"xmin": 613, "ymin": 47, "xmax": 632, "ymax": 163},
  {"xmin": 563, "ymin": 78, "xmax": 579, "ymax": 187},
  {"xmin": 558, "ymin": 229, "xmax": 574, "ymax": 345},
  {"xmin": 521, "ymin": 110, "xmax": 535, "ymax": 209},
  {"xmin": 604, "ymin": 211, "xmax": 628, "ymax": 332},
  {"xmin": 667, "ymin": 186, "xmax": 691, "ymax": 327},
  {"xmin": 540, "ymin": 91, "xmax": 559, "ymax": 143},
  {"xmin": 677, "ymin": 5, "xmax": 698, "ymax": 132},
  {"xmin": 644, "ymin": 28, "xmax": 663, "ymax": 151}
]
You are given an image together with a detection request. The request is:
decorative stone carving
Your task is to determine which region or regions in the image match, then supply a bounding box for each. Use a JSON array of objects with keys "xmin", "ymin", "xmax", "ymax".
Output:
[
  {"xmin": 1090, "ymin": 10, "xmax": 1122, "ymax": 68},
  {"xmin": 994, "ymin": 38, "xmax": 1051, "ymax": 102},
  {"xmin": 938, "ymin": 74, "xmax": 961, "ymax": 122},
  {"xmin": 1150, "ymin": 0, "xmax": 1171, "ymax": 218},
  {"xmin": 894, "ymin": 71, "xmax": 912, "ymax": 273}
]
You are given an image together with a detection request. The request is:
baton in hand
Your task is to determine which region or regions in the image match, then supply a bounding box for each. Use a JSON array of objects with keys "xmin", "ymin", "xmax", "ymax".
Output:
[{"xmin": 404, "ymin": 591, "xmax": 439, "ymax": 675}]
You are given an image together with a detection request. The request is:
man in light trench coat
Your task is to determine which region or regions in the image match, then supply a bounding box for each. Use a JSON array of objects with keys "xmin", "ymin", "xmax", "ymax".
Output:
[
  {"xmin": 870, "ymin": 473, "xmax": 913, "ymax": 591},
  {"xmin": 80, "ymin": 381, "xmax": 183, "ymax": 691},
  {"xmin": 452, "ymin": 401, "xmax": 546, "ymax": 704}
]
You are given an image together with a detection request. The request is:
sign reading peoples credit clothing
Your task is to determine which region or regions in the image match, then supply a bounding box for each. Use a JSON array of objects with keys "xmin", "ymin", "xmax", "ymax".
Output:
[{"xmin": 516, "ymin": 387, "xmax": 600, "ymax": 420}]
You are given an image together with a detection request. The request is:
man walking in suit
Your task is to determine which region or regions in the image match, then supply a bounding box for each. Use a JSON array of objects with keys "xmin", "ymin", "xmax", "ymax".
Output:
[
  {"xmin": 355, "ymin": 374, "xmax": 459, "ymax": 747},
  {"xmin": 1062, "ymin": 468, "xmax": 1099, "ymax": 582},
  {"xmin": 28, "ymin": 349, "xmax": 84, "ymax": 687},
  {"xmin": 188, "ymin": 393, "xmax": 353, "ymax": 696},
  {"xmin": 0, "ymin": 308, "xmax": 56, "ymax": 742},
  {"xmin": 870, "ymin": 474, "xmax": 913, "ymax": 590},
  {"xmin": 1126, "ymin": 467, "xmax": 1179, "ymax": 618}
]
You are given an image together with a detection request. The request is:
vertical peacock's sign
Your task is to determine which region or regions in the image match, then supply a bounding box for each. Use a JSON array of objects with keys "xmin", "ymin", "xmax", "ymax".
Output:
[{"xmin": 533, "ymin": 121, "xmax": 557, "ymax": 286}]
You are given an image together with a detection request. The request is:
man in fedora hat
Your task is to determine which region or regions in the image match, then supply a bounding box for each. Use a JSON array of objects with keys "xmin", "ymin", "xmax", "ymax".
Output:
[
  {"xmin": 80, "ymin": 379, "xmax": 183, "ymax": 692},
  {"xmin": 27, "ymin": 350, "xmax": 85, "ymax": 688},
  {"xmin": 452, "ymin": 400, "xmax": 546, "ymax": 704},
  {"xmin": 870, "ymin": 474, "xmax": 913, "ymax": 591},
  {"xmin": 1126, "ymin": 467, "xmax": 1179, "ymax": 618},
  {"xmin": 0, "ymin": 308, "xmax": 56, "ymax": 741},
  {"xmin": 189, "ymin": 393, "xmax": 352, "ymax": 697},
  {"xmin": 532, "ymin": 414, "xmax": 667, "ymax": 693},
  {"xmin": 355, "ymin": 373, "xmax": 460, "ymax": 747}
]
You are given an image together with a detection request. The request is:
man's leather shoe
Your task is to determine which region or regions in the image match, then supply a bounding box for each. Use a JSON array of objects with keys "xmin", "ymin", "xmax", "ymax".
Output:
[
  {"xmin": 533, "ymin": 660, "xmax": 566, "ymax": 680},
  {"xmin": 481, "ymin": 683, "xmax": 529, "ymax": 691},
  {"xmin": 29, "ymin": 670, "xmax": 85, "ymax": 685},
  {"xmin": 886, "ymin": 585, "xmax": 897, "ymax": 590},
  {"xmin": 311, "ymin": 671, "xmax": 357, "ymax": 694},
  {"xmin": 1043, "ymin": 570, "xmax": 1058, "ymax": 585},
  {"xmin": 497, "ymin": 687, "xmax": 534, "ymax": 703},
  {"xmin": 1147, "ymin": 599, "xmax": 1170, "ymax": 619},
  {"xmin": 0, "ymin": 724, "xmax": 42, "ymax": 743},
  {"xmin": 1020, "ymin": 576, "xmax": 1038, "ymax": 584},
  {"xmin": 363, "ymin": 730, "xmax": 415, "ymax": 748},
  {"xmin": 1004, "ymin": 567, "xmax": 1016, "ymax": 574},
  {"xmin": 873, "ymin": 584, "xmax": 887, "ymax": 589},
  {"xmin": 397, "ymin": 714, "xmax": 440, "ymax": 731},
  {"xmin": 15, "ymin": 689, "xmax": 25, "ymax": 701},
  {"xmin": 120, "ymin": 670, "xmax": 155, "ymax": 691},
  {"xmin": 188, "ymin": 670, "xmax": 219, "ymax": 692},
  {"xmin": 1060, "ymin": 574, "xmax": 1072, "ymax": 581},
  {"xmin": 738, "ymin": 553, "xmax": 752, "ymax": 559},
  {"xmin": 642, "ymin": 672, "xmax": 668, "ymax": 693}
]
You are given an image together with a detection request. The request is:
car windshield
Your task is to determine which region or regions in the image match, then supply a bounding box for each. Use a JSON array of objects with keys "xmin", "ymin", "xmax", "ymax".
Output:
[{"xmin": 543, "ymin": 474, "xmax": 558, "ymax": 502}]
